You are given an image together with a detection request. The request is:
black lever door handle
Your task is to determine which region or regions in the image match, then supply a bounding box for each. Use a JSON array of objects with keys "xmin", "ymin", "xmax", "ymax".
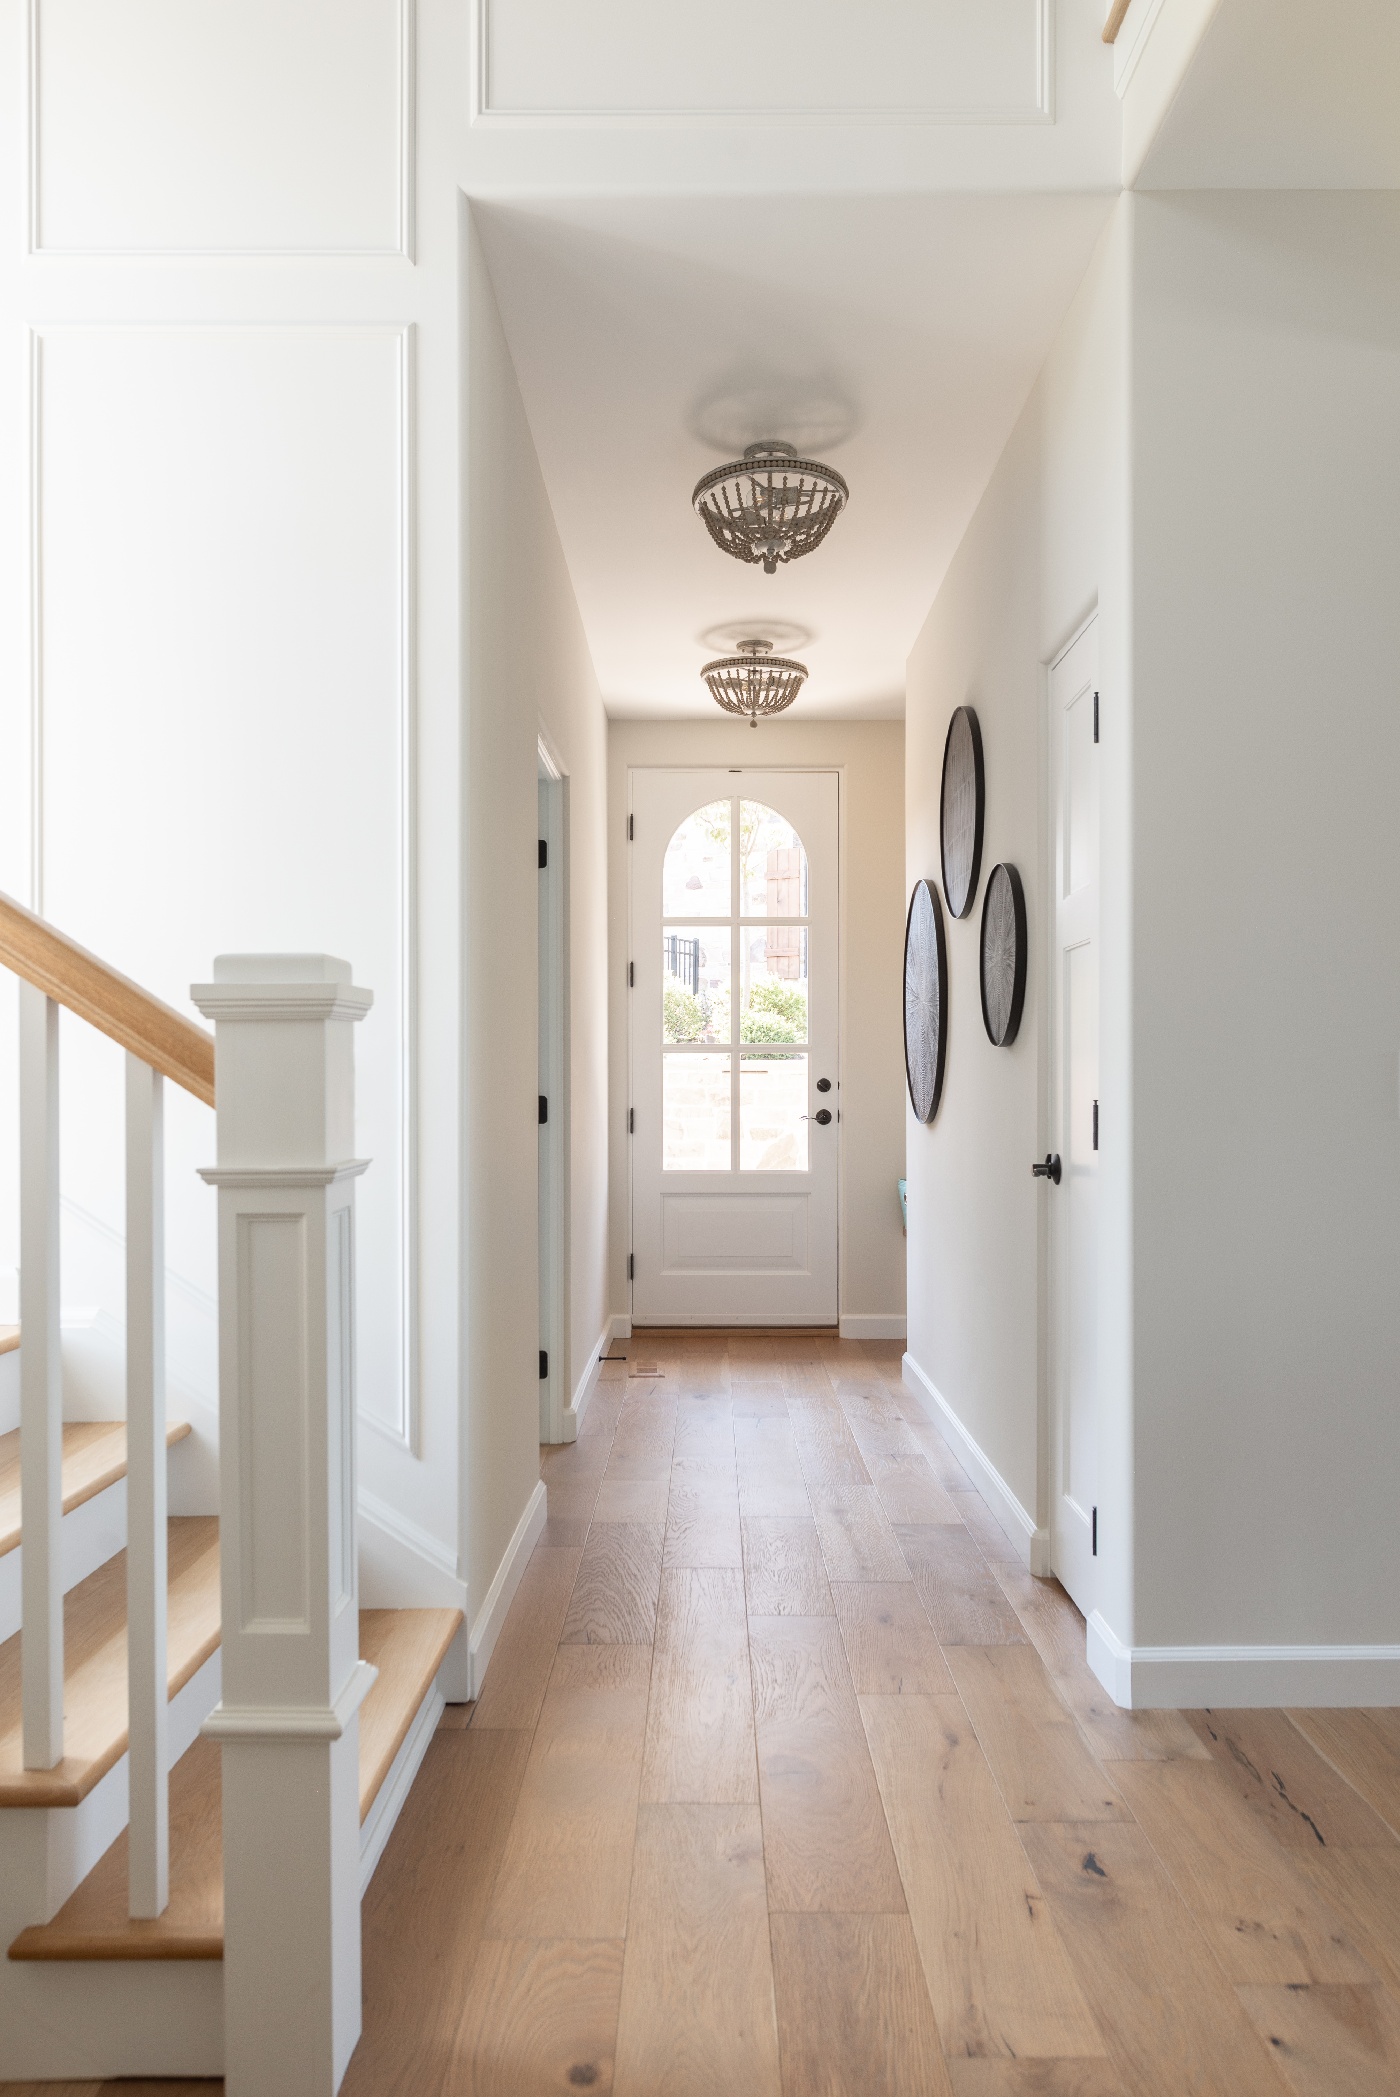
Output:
[
  {"xmin": 805, "ymin": 1108, "xmax": 832, "ymax": 1126},
  {"xmin": 1032, "ymin": 1153, "xmax": 1062, "ymax": 1184}
]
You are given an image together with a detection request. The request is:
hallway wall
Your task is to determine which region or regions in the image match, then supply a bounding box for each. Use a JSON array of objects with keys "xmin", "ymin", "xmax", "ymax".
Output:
[
  {"xmin": 903, "ymin": 204, "xmax": 1132, "ymax": 1595},
  {"xmin": 464, "ymin": 212, "xmax": 610, "ymax": 1626},
  {"xmin": 1127, "ymin": 192, "xmax": 1400, "ymax": 1663},
  {"xmin": 606, "ymin": 718, "xmax": 906, "ymax": 1335}
]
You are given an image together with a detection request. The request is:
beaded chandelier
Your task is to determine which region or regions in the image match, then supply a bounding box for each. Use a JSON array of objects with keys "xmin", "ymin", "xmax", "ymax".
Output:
[
  {"xmin": 692, "ymin": 441, "xmax": 849, "ymax": 573},
  {"xmin": 701, "ymin": 639, "xmax": 808, "ymax": 726}
]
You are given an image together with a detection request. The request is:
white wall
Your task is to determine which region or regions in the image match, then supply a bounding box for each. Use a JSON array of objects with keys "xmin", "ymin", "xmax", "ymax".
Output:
[
  {"xmin": 0, "ymin": 0, "xmax": 469, "ymax": 1571},
  {"xmin": 903, "ymin": 204, "xmax": 1132, "ymax": 1611},
  {"xmin": 607, "ymin": 718, "xmax": 906, "ymax": 1333},
  {"xmin": 465, "ymin": 212, "xmax": 610, "ymax": 1610},
  {"xmin": 1129, "ymin": 192, "xmax": 1400, "ymax": 1654}
]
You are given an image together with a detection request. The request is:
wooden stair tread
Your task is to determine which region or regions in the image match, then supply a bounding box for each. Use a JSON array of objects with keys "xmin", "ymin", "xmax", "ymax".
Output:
[
  {"xmin": 358, "ymin": 1606, "xmax": 463, "ymax": 1819},
  {"xmin": 0, "ymin": 1418, "xmax": 192, "ymax": 1559},
  {"xmin": 0, "ymin": 1515, "xmax": 220, "ymax": 1806},
  {"xmin": 0, "ymin": 1324, "xmax": 18, "ymax": 1356},
  {"xmin": 8, "ymin": 1605, "xmax": 462, "ymax": 1962}
]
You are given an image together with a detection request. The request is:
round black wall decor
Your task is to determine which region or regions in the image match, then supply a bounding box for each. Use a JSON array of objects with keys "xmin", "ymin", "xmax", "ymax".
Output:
[
  {"xmin": 979, "ymin": 862, "xmax": 1027, "ymax": 1047},
  {"xmin": 940, "ymin": 705, "xmax": 985, "ymax": 920},
  {"xmin": 903, "ymin": 878, "xmax": 948, "ymax": 1123}
]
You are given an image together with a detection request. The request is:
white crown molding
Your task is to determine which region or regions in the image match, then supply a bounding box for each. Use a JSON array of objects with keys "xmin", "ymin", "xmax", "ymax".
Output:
[
  {"xmin": 473, "ymin": 0, "xmax": 1053, "ymax": 126},
  {"xmin": 902, "ymin": 1350, "xmax": 1050, "ymax": 1576},
  {"xmin": 27, "ymin": 0, "xmax": 416, "ymax": 259},
  {"xmin": 1087, "ymin": 1611, "xmax": 1400, "ymax": 1711}
]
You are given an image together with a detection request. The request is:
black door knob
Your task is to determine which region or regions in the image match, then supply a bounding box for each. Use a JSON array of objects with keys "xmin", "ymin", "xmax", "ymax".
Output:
[
  {"xmin": 1031, "ymin": 1154, "xmax": 1062, "ymax": 1184},
  {"xmin": 813, "ymin": 1108, "xmax": 833, "ymax": 1126}
]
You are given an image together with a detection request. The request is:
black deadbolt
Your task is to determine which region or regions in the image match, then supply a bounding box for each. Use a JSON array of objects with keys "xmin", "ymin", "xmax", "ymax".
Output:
[{"xmin": 816, "ymin": 1077, "xmax": 831, "ymax": 1093}]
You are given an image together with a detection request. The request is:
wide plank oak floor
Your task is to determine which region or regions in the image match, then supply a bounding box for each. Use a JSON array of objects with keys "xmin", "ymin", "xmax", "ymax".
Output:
[{"xmin": 12, "ymin": 1333, "xmax": 1398, "ymax": 2097}]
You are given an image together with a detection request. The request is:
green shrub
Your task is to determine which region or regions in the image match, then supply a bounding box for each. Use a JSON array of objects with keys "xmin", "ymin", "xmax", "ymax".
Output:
[
  {"xmin": 740, "ymin": 1009, "xmax": 798, "ymax": 1044},
  {"xmin": 748, "ymin": 978, "xmax": 807, "ymax": 1030},
  {"xmin": 664, "ymin": 985, "xmax": 705, "ymax": 1042}
]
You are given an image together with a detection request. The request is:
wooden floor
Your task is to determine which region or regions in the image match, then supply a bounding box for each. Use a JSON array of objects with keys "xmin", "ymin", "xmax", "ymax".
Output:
[{"xmin": 8, "ymin": 1330, "xmax": 1400, "ymax": 2095}]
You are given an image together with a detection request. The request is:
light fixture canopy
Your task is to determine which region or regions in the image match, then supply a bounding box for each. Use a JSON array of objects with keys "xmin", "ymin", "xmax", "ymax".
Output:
[
  {"xmin": 692, "ymin": 440, "xmax": 849, "ymax": 574},
  {"xmin": 701, "ymin": 638, "xmax": 808, "ymax": 726}
]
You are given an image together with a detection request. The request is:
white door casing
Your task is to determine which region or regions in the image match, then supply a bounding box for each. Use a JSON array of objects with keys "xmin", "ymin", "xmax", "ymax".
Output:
[
  {"xmin": 630, "ymin": 768, "xmax": 838, "ymax": 1327},
  {"xmin": 1048, "ymin": 619, "xmax": 1100, "ymax": 1615}
]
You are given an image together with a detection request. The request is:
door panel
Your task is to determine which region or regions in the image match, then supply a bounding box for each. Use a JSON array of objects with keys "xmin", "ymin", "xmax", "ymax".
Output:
[
  {"xmin": 631, "ymin": 768, "xmax": 838, "ymax": 1326},
  {"xmin": 1049, "ymin": 623, "xmax": 1100, "ymax": 1614}
]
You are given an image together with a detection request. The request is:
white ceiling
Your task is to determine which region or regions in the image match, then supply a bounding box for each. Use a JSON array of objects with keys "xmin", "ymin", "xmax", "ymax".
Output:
[{"xmin": 475, "ymin": 193, "xmax": 1115, "ymax": 719}]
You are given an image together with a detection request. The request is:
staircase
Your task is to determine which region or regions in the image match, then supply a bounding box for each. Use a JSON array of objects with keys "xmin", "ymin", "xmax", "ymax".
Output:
[{"xmin": 0, "ymin": 894, "xmax": 462, "ymax": 2091}]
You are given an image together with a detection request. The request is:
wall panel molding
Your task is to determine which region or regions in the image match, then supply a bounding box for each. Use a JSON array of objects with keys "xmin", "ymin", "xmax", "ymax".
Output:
[
  {"xmin": 29, "ymin": 0, "xmax": 415, "ymax": 257},
  {"xmin": 473, "ymin": 0, "xmax": 1052, "ymax": 124},
  {"xmin": 28, "ymin": 322, "xmax": 421, "ymax": 1453}
]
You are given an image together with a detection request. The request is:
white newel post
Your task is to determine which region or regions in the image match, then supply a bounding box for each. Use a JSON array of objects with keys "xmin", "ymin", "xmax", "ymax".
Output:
[{"xmin": 191, "ymin": 956, "xmax": 373, "ymax": 2097}]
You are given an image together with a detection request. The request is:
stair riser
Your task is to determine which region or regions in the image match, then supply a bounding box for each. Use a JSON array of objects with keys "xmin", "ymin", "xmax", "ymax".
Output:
[
  {"xmin": 0, "ymin": 1644, "xmax": 223, "ymax": 2076},
  {"xmin": 0, "ymin": 1951, "xmax": 223, "ymax": 2079},
  {"xmin": 0, "ymin": 1476, "xmax": 130, "ymax": 1645}
]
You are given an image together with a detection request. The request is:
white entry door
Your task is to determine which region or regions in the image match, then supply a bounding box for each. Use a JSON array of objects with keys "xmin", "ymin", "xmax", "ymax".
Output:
[
  {"xmin": 1048, "ymin": 620, "xmax": 1100, "ymax": 1614},
  {"xmin": 630, "ymin": 769, "xmax": 839, "ymax": 1326}
]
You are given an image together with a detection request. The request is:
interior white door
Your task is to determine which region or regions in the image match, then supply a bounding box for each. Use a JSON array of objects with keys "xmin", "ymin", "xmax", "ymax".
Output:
[
  {"xmin": 630, "ymin": 769, "xmax": 838, "ymax": 1326},
  {"xmin": 1049, "ymin": 620, "xmax": 1100, "ymax": 1615}
]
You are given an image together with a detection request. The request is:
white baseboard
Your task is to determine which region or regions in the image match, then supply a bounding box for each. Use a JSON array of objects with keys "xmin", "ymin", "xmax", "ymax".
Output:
[
  {"xmin": 901, "ymin": 1352, "xmax": 1050, "ymax": 1576},
  {"xmin": 609, "ymin": 1313, "xmax": 632, "ymax": 1341},
  {"xmin": 1087, "ymin": 1609, "xmax": 1400, "ymax": 1710},
  {"xmin": 359, "ymin": 1680, "xmax": 444, "ymax": 1890},
  {"xmin": 467, "ymin": 1479, "xmax": 547, "ymax": 1700},
  {"xmin": 839, "ymin": 1314, "xmax": 906, "ymax": 1340},
  {"xmin": 561, "ymin": 1325, "xmax": 610, "ymax": 1442}
]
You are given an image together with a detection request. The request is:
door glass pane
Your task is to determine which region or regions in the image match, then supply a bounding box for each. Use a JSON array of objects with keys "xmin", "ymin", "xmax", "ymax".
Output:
[
  {"xmin": 739, "ymin": 802, "xmax": 807, "ymax": 917},
  {"xmin": 664, "ymin": 800, "xmax": 731, "ymax": 917},
  {"xmin": 664, "ymin": 1053, "xmax": 731, "ymax": 1169},
  {"xmin": 741, "ymin": 926, "xmax": 807, "ymax": 1045},
  {"xmin": 740, "ymin": 1052, "xmax": 809, "ymax": 1170},
  {"xmin": 663, "ymin": 927, "xmax": 730, "ymax": 1043}
]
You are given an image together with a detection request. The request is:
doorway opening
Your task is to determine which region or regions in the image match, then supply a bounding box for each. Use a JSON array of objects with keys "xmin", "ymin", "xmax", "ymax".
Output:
[
  {"xmin": 629, "ymin": 767, "xmax": 839, "ymax": 1328},
  {"xmin": 538, "ymin": 740, "xmax": 569, "ymax": 1441}
]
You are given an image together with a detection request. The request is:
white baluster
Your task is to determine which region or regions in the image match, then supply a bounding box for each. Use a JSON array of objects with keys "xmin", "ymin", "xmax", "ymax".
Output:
[
  {"xmin": 193, "ymin": 955, "xmax": 373, "ymax": 2097},
  {"xmin": 126, "ymin": 1055, "xmax": 168, "ymax": 1916},
  {"xmin": 20, "ymin": 983, "xmax": 62, "ymax": 1770}
]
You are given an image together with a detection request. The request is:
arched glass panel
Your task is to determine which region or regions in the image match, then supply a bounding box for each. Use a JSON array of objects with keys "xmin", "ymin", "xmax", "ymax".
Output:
[
  {"xmin": 663, "ymin": 800, "xmax": 731, "ymax": 917},
  {"xmin": 662, "ymin": 794, "xmax": 810, "ymax": 1171}
]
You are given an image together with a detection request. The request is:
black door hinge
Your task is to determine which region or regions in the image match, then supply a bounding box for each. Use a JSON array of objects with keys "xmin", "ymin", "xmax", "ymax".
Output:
[
  {"xmin": 1093, "ymin": 690, "xmax": 1100, "ymax": 744},
  {"xmin": 539, "ymin": 1095, "xmax": 548, "ymax": 1124},
  {"xmin": 628, "ymin": 1107, "xmax": 635, "ymax": 1134},
  {"xmin": 627, "ymin": 813, "xmax": 634, "ymax": 841},
  {"xmin": 628, "ymin": 961, "xmax": 635, "ymax": 988},
  {"xmin": 1092, "ymin": 1099, "xmax": 1099, "ymax": 1151},
  {"xmin": 627, "ymin": 1252, "xmax": 634, "ymax": 1281},
  {"xmin": 539, "ymin": 1349, "xmax": 548, "ymax": 1380},
  {"xmin": 538, "ymin": 838, "xmax": 547, "ymax": 869},
  {"xmin": 1092, "ymin": 1505, "xmax": 1098, "ymax": 1556}
]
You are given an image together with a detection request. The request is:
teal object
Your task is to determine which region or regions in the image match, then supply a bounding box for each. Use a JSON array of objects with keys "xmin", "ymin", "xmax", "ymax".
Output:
[{"xmin": 898, "ymin": 1177, "xmax": 908, "ymax": 1232}]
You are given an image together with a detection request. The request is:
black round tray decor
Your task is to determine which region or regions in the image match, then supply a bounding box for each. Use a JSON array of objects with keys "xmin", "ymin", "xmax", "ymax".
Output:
[
  {"xmin": 940, "ymin": 705, "xmax": 985, "ymax": 920},
  {"xmin": 903, "ymin": 877, "xmax": 948, "ymax": 1123},
  {"xmin": 979, "ymin": 862, "xmax": 1027, "ymax": 1047}
]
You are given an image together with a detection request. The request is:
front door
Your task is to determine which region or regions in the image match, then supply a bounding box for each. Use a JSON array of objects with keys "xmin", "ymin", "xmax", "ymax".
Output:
[
  {"xmin": 630, "ymin": 768, "xmax": 838, "ymax": 1326},
  {"xmin": 1048, "ymin": 619, "xmax": 1100, "ymax": 1615}
]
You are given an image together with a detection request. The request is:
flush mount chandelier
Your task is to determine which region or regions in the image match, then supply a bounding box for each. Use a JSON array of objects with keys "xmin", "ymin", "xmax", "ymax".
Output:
[
  {"xmin": 692, "ymin": 441, "xmax": 849, "ymax": 573},
  {"xmin": 701, "ymin": 638, "xmax": 808, "ymax": 726}
]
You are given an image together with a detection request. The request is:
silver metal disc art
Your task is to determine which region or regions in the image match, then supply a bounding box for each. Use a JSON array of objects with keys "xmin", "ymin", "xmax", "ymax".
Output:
[
  {"xmin": 940, "ymin": 706, "xmax": 985, "ymax": 920},
  {"xmin": 979, "ymin": 862, "xmax": 1027, "ymax": 1047},
  {"xmin": 903, "ymin": 879, "xmax": 948, "ymax": 1123}
]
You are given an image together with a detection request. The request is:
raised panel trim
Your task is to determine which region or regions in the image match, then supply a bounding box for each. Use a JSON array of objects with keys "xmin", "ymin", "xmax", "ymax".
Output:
[
  {"xmin": 27, "ymin": 0, "xmax": 416, "ymax": 259},
  {"xmin": 472, "ymin": 0, "xmax": 1053, "ymax": 125},
  {"xmin": 28, "ymin": 322, "xmax": 421, "ymax": 1453}
]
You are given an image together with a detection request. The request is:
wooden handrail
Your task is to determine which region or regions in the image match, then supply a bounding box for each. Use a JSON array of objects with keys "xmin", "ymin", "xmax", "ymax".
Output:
[
  {"xmin": 1103, "ymin": 0, "xmax": 1132, "ymax": 40},
  {"xmin": 0, "ymin": 892, "xmax": 214, "ymax": 1107}
]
